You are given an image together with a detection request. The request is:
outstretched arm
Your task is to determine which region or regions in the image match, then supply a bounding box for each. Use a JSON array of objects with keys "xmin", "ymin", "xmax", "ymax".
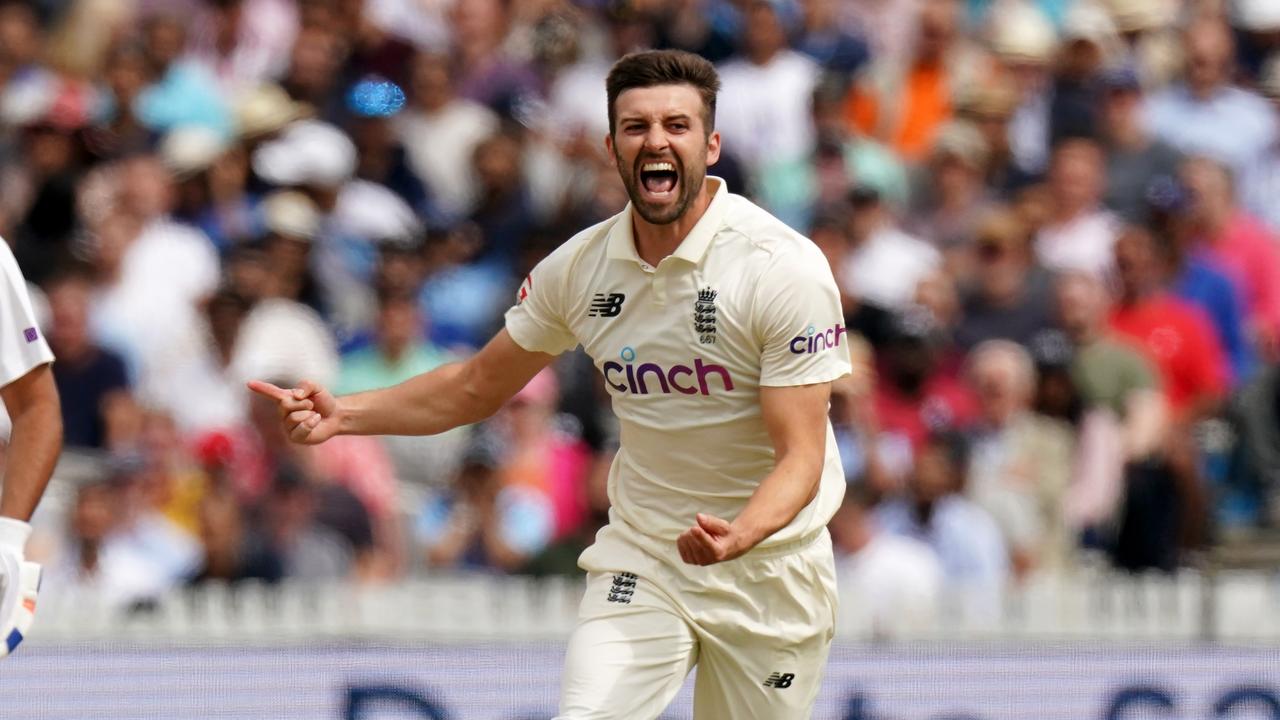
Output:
[
  {"xmin": 249, "ymin": 329, "xmax": 556, "ymax": 443},
  {"xmin": 677, "ymin": 381, "xmax": 831, "ymax": 565}
]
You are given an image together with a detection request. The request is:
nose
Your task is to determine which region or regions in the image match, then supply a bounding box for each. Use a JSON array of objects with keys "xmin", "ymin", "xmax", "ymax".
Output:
[{"xmin": 642, "ymin": 123, "xmax": 669, "ymax": 153}]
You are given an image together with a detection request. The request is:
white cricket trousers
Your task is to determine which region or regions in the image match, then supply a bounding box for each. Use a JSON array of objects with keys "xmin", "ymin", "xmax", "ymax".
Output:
[{"xmin": 554, "ymin": 520, "xmax": 838, "ymax": 719}]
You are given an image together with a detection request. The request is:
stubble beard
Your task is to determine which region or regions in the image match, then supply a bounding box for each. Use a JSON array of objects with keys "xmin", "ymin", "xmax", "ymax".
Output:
[{"xmin": 616, "ymin": 147, "xmax": 706, "ymax": 226}]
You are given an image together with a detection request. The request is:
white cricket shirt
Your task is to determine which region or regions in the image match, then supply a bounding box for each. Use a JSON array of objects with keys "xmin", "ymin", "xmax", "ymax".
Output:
[
  {"xmin": 0, "ymin": 240, "xmax": 52, "ymax": 387},
  {"xmin": 505, "ymin": 178, "xmax": 851, "ymax": 551}
]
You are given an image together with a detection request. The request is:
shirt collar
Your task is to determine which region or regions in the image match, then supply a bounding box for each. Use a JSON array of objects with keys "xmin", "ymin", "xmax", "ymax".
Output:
[{"xmin": 605, "ymin": 177, "xmax": 729, "ymax": 266}]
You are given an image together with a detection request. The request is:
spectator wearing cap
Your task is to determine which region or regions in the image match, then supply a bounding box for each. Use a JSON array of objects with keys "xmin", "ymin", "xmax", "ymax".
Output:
[
  {"xmin": 1180, "ymin": 156, "xmax": 1280, "ymax": 363},
  {"xmin": 1098, "ymin": 64, "xmax": 1182, "ymax": 223},
  {"xmin": 715, "ymin": 1, "xmax": 820, "ymax": 228},
  {"xmin": 1107, "ymin": 0, "xmax": 1181, "ymax": 89},
  {"xmin": 1035, "ymin": 137, "xmax": 1121, "ymax": 277},
  {"xmin": 1046, "ymin": 1, "xmax": 1121, "ymax": 143},
  {"xmin": 955, "ymin": 207, "xmax": 1057, "ymax": 350},
  {"xmin": 954, "ymin": 80, "xmax": 1034, "ymax": 193},
  {"xmin": 1144, "ymin": 18, "xmax": 1277, "ymax": 179},
  {"xmin": 906, "ymin": 120, "xmax": 996, "ymax": 259},
  {"xmin": 987, "ymin": 0, "xmax": 1058, "ymax": 177},
  {"xmin": 844, "ymin": 0, "xmax": 993, "ymax": 162},
  {"xmin": 255, "ymin": 190, "xmax": 323, "ymax": 310},
  {"xmin": 160, "ymin": 124, "xmax": 261, "ymax": 252},
  {"xmin": 1239, "ymin": 56, "xmax": 1280, "ymax": 233},
  {"xmin": 874, "ymin": 431, "xmax": 1009, "ymax": 619},
  {"xmin": 395, "ymin": 51, "xmax": 500, "ymax": 220},
  {"xmin": 964, "ymin": 340, "xmax": 1074, "ymax": 578},
  {"xmin": 843, "ymin": 185, "xmax": 941, "ymax": 314}
]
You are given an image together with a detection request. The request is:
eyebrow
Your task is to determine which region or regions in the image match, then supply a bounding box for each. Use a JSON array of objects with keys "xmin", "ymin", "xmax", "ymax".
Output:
[{"xmin": 618, "ymin": 113, "xmax": 694, "ymax": 125}]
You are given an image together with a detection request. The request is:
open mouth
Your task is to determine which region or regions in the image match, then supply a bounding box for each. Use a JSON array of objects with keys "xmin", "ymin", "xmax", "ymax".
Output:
[{"xmin": 639, "ymin": 161, "xmax": 678, "ymax": 199}]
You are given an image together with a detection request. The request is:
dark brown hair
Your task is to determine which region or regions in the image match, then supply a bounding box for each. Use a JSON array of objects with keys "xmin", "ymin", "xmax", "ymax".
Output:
[{"xmin": 606, "ymin": 50, "xmax": 720, "ymax": 136}]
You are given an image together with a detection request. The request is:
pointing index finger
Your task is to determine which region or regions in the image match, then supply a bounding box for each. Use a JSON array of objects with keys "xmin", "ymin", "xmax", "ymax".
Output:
[{"xmin": 247, "ymin": 380, "xmax": 292, "ymax": 402}]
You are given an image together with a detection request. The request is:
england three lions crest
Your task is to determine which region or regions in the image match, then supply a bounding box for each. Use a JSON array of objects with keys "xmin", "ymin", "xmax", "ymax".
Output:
[{"xmin": 695, "ymin": 287, "xmax": 717, "ymax": 344}]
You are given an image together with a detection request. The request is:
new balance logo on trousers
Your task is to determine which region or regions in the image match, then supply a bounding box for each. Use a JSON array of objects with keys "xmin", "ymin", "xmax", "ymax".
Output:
[{"xmin": 762, "ymin": 672, "xmax": 795, "ymax": 689}]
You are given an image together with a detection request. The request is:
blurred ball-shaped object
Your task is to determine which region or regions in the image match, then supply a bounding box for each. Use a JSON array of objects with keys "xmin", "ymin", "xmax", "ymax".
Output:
[
  {"xmin": 989, "ymin": 1, "xmax": 1058, "ymax": 65},
  {"xmin": 158, "ymin": 125, "xmax": 229, "ymax": 179},
  {"xmin": 261, "ymin": 191, "xmax": 321, "ymax": 241},
  {"xmin": 234, "ymin": 83, "xmax": 311, "ymax": 141},
  {"xmin": 346, "ymin": 76, "xmax": 406, "ymax": 118},
  {"xmin": 252, "ymin": 120, "xmax": 357, "ymax": 188}
]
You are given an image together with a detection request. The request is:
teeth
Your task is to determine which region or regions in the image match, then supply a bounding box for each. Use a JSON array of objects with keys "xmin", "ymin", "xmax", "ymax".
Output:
[{"xmin": 642, "ymin": 162, "xmax": 675, "ymax": 173}]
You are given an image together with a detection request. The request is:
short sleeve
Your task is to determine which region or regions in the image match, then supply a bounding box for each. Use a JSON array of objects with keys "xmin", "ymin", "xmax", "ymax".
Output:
[
  {"xmin": 503, "ymin": 251, "xmax": 578, "ymax": 356},
  {"xmin": 0, "ymin": 241, "xmax": 53, "ymax": 387},
  {"xmin": 756, "ymin": 246, "xmax": 853, "ymax": 387}
]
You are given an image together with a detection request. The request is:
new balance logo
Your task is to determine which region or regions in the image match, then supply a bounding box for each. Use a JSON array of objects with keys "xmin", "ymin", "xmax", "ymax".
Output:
[
  {"xmin": 762, "ymin": 672, "xmax": 795, "ymax": 689},
  {"xmin": 607, "ymin": 572, "xmax": 637, "ymax": 604},
  {"xmin": 588, "ymin": 293, "xmax": 626, "ymax": 318}
]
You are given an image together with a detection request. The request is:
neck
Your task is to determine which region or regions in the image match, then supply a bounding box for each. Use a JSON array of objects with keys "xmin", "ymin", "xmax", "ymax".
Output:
[{"xmin": 632, "ymin": 178, "xmax": 716, "ymax": 267}]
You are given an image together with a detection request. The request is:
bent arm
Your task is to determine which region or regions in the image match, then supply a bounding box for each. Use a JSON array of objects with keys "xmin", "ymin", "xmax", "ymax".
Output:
[
  {"xmin": 730, "ymin": 382, "xmax": 831, "ymax": 547},
  {"xmin": 0, "ymin": 364, "xmax": 61, "ymax": 520},
  {"xmin": 338, "ymin": 330, "xmax": 556, "ymax": 437}
]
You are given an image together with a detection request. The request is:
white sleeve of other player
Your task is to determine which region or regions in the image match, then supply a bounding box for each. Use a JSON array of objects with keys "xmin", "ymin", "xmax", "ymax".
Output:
[
  {"xmin": 756, "ymin": 245, "xmax": 852, "ymax": 387},
  {"xmin": 503, "ymin": 248, "xmax": 578, "ymax": 357},
  {"xmin": 0, "ymin": 241, "xmax": 52, "ymax": 387}
]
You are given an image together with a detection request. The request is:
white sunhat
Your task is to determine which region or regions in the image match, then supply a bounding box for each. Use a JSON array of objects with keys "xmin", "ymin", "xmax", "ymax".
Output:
[
  {"xmin": 159, "ymin": 125, "xmax": 229, "ymax": 179},
  {"xmin": 252, "ymin": 120, "xmax": 357, "ymax": 188}
]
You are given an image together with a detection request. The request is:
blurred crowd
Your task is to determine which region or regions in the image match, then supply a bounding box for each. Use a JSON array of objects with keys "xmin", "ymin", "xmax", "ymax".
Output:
[{"xmin": 0, "ymin": 0, "xmax": 1278, "ymax": 620}]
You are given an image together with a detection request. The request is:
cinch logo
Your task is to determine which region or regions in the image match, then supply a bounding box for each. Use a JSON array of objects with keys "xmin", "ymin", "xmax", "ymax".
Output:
[
  {"xmin": 602, "ymin": 347, "xmax": 734, "ymax": 395},
  {"xmin": 790, "ymin": 323, "xmax": 847, "ymax": 354}
]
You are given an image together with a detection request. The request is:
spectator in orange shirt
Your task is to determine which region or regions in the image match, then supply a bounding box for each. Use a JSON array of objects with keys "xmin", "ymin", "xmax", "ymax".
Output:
[{"xmin": 844, "ymin": 0, "xmax": 991, "ymax": 161}]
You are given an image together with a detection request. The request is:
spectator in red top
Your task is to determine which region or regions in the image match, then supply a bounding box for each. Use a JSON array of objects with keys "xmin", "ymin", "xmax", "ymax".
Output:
[
  {"xmin": 1110, "ymin": 225, "xmax": 1228, "ymax": 421},
  {"xmin": 1180, "ymin": 155, "xmax": 1280, "ymax": 362},
  {"xmin": 873, "ymin": 308, "xmax": 978, "ymax": 479}
]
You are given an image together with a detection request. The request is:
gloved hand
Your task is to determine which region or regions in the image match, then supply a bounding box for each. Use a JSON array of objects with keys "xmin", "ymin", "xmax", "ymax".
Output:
[{"xmin": 0, "ymin": 517, "xmax": 40, "ymax": 657}]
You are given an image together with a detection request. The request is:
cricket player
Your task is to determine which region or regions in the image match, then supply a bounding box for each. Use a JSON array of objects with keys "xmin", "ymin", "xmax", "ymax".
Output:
[
  {"xmin": 252, "ymin": 49, "xmax": 850, "ymax": 718},
  {"xmin": 0, "ymin": 239, "xmax": 62, "ymax": 656}
]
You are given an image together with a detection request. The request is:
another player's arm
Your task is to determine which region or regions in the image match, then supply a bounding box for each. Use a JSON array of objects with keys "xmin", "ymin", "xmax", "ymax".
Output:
[
  {"xmin": 677, "ymin": 382, "xmax": 830, "ymax": 566},
  {"xmin": 249, "ymin": 330, "xmax": 555, "ymax": 443},
  {"xmin": 0, "ymin": 364, "xmax": 61, "ymax": 521}
]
